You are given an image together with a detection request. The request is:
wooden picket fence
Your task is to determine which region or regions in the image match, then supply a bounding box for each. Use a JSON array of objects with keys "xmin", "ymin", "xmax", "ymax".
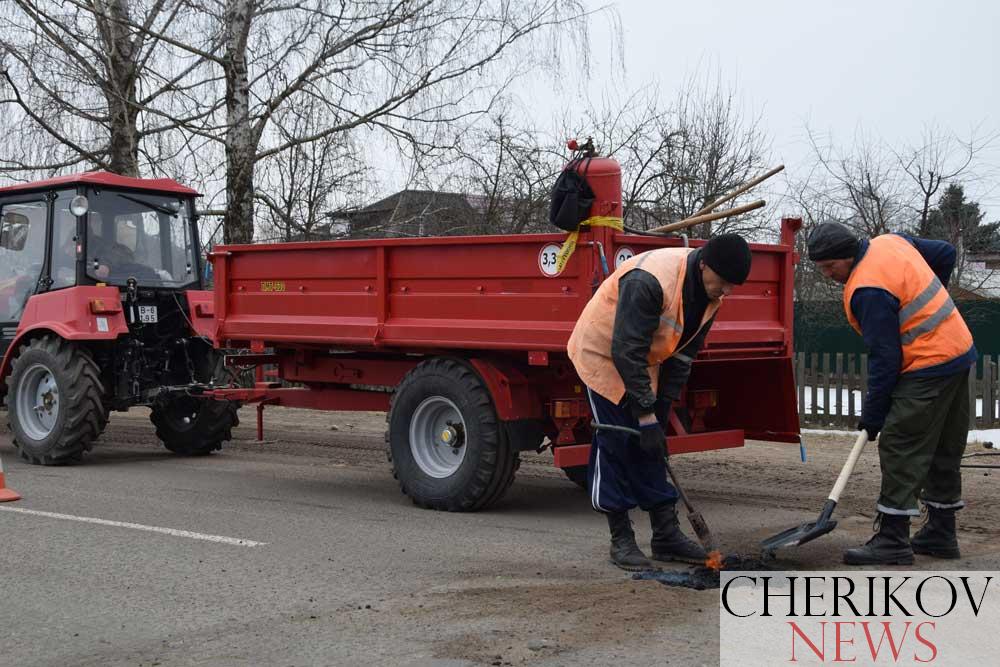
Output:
[{"xmin": 794, "ymin": 352, "xmax": 999, "ymax": 429}]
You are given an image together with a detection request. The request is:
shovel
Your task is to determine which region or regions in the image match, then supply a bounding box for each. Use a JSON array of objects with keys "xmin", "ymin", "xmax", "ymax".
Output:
[
  {"xmin": 665, "ymin": 456, "xmax": 717, "ymax": 553},
  {"xmin": 760, "ymin": 430, "xmax": 869, "ymax": 553},
  {"xmin": 590, "ymin": 422, "xmax": 718, "ymax": 553}
]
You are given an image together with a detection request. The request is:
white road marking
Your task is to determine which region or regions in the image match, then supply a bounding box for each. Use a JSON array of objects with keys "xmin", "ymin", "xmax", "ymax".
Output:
[{"xmin": 0, "ymin": 506, "xmax": 266, "ymax": 547}]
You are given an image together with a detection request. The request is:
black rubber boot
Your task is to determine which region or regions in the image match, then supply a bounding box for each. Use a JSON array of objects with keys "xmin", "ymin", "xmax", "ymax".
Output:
[
  {"xmin": 843, "ymin": 513, "xmax": 914, "ymax": 565},
  {"xmin": 649, "ymin": 502, "xmax": 707, "ymax": 564},
  {"xmin": 911, "ymin": 507, "xmax": 961, "ymax": 559},
  {"xmin": 606, "ymin": 512, "xmax": 656, "ymax": 572}
]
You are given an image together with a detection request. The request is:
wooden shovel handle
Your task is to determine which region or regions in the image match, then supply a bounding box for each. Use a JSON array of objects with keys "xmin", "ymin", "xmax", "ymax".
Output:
[
  {"xmin": 692, "ymin": 165, "xmax": 785, "ymax": 217},
  {"xmin": 647, "ymin": 199, "xmax": 766, "ymax": 234},
  {"xmin": 828, "ymin": 431, "xmax": 870, "ymax": 503}
]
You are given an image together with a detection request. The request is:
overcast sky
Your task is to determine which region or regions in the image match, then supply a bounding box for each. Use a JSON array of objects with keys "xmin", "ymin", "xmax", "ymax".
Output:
[{"xmin": 514, "ymin": 0, "xmax": 1000, "ymax": 220}]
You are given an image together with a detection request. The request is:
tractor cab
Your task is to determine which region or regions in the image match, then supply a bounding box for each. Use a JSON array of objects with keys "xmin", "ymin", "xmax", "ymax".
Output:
[
  {"xmin": 0, "ymin": 172, "xmax": 238, "ymax": 466},
  {"xmin": 0, "ymin": 173, "xmax": 202, "ymax": 335}
]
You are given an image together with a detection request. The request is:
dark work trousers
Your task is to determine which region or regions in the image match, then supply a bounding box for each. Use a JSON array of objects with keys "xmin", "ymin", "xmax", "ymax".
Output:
[
  {"xmin": 876, "ymin": 370, "xmax": 969, "ymax": 516},
  {"xmin": 586, "ymin": 387, "xmax": 678, "ymax": 513}
]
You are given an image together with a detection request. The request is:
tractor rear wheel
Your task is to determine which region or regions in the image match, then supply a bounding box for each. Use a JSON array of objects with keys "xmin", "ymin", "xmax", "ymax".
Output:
[{"xmin": 6, "ymin": 336, "xmax": 108, "ymax": 465}]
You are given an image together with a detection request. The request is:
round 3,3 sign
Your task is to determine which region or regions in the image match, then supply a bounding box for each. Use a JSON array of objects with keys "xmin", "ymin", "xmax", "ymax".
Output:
[
  {"xmin": 538, "ymin": 244, "xmax": 562, "ymax": 276},
  {"xmin": 614, "ymin": 246, "xmax": 634, "ymax": 268}
]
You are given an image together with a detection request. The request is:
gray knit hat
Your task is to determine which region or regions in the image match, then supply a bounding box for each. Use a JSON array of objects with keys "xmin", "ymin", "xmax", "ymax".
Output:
[{"xmin": 807, "ymin": 221, "xmax": 859, "ymax": 261}]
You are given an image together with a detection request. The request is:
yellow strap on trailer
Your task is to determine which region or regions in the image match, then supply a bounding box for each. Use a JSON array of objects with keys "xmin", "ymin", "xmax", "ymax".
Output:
[{"xmin": 555, "ymin": 216, "xmax": 623, "ymax": 274}]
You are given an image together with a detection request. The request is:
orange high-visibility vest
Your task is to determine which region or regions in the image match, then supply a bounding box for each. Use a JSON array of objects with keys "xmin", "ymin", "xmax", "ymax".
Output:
[
  {"xmin": 567, "ymin": 247, "xmax": 721, "ymax": 403},
  {"xmin": 844, "ymin": 234, "xmax": 973, "ymax": 373}
]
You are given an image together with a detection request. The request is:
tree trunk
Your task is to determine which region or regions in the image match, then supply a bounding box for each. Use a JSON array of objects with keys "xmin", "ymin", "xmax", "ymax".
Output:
[
  {"xmin": 100, "ymin": 0, "xmax": 141, "ymax": 176},
  {"xmin": 223, "ymin": 0, "xmax": 255, "ymax": 245},
  {"xmin": 919, "ymin": 193, "xmax": 931, "ymax": 235}
]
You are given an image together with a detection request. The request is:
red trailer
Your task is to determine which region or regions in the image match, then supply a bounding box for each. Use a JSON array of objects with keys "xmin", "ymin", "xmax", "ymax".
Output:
[{"xmin": 207, "ymin": 158, "xmax": 802, "ymax": 511}]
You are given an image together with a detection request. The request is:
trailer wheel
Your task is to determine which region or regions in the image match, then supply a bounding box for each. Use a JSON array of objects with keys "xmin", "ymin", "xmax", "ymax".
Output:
[
  {"xmin": 563, "ymin": 465, "xmax": 589, "ymax": 490},
  {"xmin": 387, "ymin": 358, "xmax": 518, "ymax": 512},
  {"xmin": 150, "ymin": 353, "xmax": 239, "ymax": 456},
  {"xmin": 6, "ymin": 335, "xmax": 108, "ymax": 465}
]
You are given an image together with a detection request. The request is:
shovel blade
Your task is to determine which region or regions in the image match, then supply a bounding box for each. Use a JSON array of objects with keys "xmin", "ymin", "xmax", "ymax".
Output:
[
  {"xmin": 760, "ymin": 518, "xmax": 838, "ymax": 552},
  {"xmin": 687, "ymin": 511, "xmax": 717, "ymax": 552},
  {"xmin": 760, "ymin": 499, "xmax": 840, "ymax": 553}
]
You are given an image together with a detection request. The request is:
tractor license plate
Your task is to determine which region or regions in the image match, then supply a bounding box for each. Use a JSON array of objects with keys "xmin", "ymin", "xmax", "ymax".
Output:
[{"xmin": 137, "ymin": 305, "xmax": 158, "ymax": 323}]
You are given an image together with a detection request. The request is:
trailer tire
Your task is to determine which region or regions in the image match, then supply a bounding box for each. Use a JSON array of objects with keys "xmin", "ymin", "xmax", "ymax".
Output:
[
  {"xmin": 150, "ymin": 354, "xmax": 239, "ymax": 456},
  {"xmin": 6, "ymin": 335, "xmax": 108, "ymax": 465},
  {"xmin": 563, "ymin": 465, "xmax": 589, "ymax": 490},
  {"xmin": 386, "ymin": 358, "xmax": 518, "ymax": 512}
]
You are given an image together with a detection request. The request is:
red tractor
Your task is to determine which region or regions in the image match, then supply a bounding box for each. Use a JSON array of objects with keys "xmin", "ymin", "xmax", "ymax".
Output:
[{"xmin": 0, "ymin": 172, "xmax": 238, "ymax": 464}]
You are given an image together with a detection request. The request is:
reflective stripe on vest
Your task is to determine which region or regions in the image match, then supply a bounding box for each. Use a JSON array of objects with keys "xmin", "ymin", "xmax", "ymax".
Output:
[
  {"xmin": 844, "ymin": 235, "xmax": 973, "ymax": 374},
  {"xmin": 567, "ymin": 247, "xmax": 720, "ymax": 403}
]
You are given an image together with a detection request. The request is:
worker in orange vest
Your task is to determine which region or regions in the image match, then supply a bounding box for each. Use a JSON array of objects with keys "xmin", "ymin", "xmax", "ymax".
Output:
[
  {"xmin": 808, "ymin": 221, "xmax": 976, "ymax": 565},
  {"xmin": 568, "ymin": 234, "xmax": 752, "ymax": 570}
]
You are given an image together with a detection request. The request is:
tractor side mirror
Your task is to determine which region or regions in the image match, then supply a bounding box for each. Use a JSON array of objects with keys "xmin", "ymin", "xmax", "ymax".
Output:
[{"xmin": 0, "ymin": 211, "xmax": 29, "ymax": 251}]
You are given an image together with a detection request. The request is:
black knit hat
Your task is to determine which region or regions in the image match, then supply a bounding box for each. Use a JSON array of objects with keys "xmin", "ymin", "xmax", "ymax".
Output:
[
  {"xmin": 702, "ymin": 233, "xmax": 752, "ymax": 285},
  {"xmin": 807, "ymin": 221, "xmax": 859, "ymax": 261}
]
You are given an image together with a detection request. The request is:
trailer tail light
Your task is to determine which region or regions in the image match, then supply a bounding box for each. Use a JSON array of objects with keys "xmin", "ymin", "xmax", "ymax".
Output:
[
  {"xmin": 527, "ymin": 351, "xmax": 548, "ymax": 366},
  {"xmin": 689, "ymin": 390, "xmax": 718, "ymax": 409},
  {"xmin": 552, "ymin": 399, "xmax": 585, "ymax": 419},
  {"xmin": 685, "ymin": 390, "xmax": 719, "ymax": 433},
  {"xmin": 90, "ymin": 298, "xmax": 122, "ymax": 314}
]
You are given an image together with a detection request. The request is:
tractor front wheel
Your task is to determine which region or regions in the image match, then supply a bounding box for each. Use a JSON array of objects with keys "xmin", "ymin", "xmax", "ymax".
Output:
[{"xmin": 150, "ymin": 354, "xmax": 239, "ymax": 456}]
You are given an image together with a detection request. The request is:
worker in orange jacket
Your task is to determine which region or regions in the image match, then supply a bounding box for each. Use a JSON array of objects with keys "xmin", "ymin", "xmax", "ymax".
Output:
[
  {"xmin": 568, "ymin": 234, "xmax": 752, "ymax": 570},
  {"xmin": 808, "ymin": 221, "xmax": 975, "ymax": 565}
]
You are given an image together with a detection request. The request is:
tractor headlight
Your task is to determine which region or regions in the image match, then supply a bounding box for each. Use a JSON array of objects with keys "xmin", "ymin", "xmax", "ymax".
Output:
[{"xmin": 70, "ymin": 195, "xmax": 89, "ymax": 217}]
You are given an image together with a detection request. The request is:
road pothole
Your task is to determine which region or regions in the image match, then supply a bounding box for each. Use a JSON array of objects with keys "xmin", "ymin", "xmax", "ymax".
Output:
[{"xmin": 633, "ymin": 554, "xmax": 772, "ymax": 590}]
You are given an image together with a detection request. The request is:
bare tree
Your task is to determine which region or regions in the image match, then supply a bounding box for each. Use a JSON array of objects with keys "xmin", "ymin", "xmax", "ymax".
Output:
[
  {"xmin": 569, "ymin": 87, "xmax": 676, "ymax": 228},
  {"xmin": 795, "ymin": 123, "xmax": 1000, "ymax": 297},
  {"xmin": 444, "ymin": 110, "xmax": 563, "ymax": 235},
  {"xmin": 0, "ymin": 0, "xmax": 214, "ymax": 177},
  {"xmin": 786, "ymin": 168, "xmax": 853, "ymax": 302},
  {"xmin": 895, "ymin": 122, "xmax": 997, "ymax": 233},
  {"xmin": 805, "ymin": 126, "xmax": 914, "ymax": 238},
  {"xmin": 2, "ymin": 0, "xmax": 594, "ymax": 248},
  {"xmin": 152, "ymin": 0, "xmax": 591, "ymax": 243},
  {"xmin": 565, "ymin": 75, "xmax": 773, "ymax": 239},
  {"xmin": 255, "ymin": 100, "xmax": 370, "ymax": 242},
  {"xmin": 664, "ymin": 73, "xmax": 772, "ymax": 237}
]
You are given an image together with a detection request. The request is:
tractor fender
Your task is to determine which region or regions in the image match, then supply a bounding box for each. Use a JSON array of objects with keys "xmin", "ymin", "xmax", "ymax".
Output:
[{"xmin": 0, "ymin": 287, "xmax": 128, "ymax": 387}]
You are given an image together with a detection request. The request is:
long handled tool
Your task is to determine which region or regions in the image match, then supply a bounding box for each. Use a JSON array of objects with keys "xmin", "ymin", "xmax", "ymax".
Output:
[
  {"xmin": 590, "ymin": 422, "xmax": 718, "ymax": 553},
  {"xmin": 645, "ymin": 163, "xmax": 785, "ymax": 235},
  {"xmin": 690, "ymin": 164, "xmax": 785, "ymax": 218},
  {"xmin": 665, "ymin": 456, "xmax": 717, "ymax": 552},
  {"xmin": 760, "ymin": 430, "xmax": 869, "ymax": 553},
  {"xmin": 648, "ymin": 200, "xmax": 766, "ymax": 235}
]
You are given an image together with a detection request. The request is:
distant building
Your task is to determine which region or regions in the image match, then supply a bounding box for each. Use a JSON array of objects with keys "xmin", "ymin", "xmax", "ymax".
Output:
[
  {"xmin": 329, "ymin": 189, "xmax": 549, "ymax": 239},
  {"xmin": 962, "ymin": 250, "xmax": 1000, "ymax": 299},
  {"xmin": 338, "ymin": 190, "xmax": 482, "ymax": 239}
]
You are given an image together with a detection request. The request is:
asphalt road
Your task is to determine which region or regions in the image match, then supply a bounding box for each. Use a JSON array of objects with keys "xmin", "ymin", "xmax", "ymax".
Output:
[{"xmin": 1, "ymin": 407, "xmax": 997, "ymax": 666}]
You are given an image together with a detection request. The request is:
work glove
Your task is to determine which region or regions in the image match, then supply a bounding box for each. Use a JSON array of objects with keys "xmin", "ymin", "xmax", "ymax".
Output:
[
  {"xmin": 638, "ymin": 421, "xmax": 666, "ymax": 459},
  {"xmin": 654, "ymin": 398, "xmax": 673, "ymax": 430},
  {"xmin": 858, "ymin": 422, "xmax": 880, "ymax": 442}
]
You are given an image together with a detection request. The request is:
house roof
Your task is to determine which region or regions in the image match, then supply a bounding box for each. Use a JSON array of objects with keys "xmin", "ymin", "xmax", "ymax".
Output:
[{"xmin": 344, "ymin": 189, "xmax": 476, "ymax": 215}]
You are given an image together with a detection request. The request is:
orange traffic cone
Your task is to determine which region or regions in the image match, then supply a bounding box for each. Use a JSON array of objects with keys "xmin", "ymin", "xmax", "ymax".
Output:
[{"xmin": 0, "ymin": 453, "xmax": 21, "ymax": 502}]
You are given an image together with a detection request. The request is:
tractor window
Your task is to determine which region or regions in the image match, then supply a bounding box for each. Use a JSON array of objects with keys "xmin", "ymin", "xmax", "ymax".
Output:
[
  {"xmin": 85, "ymin": 190, "xmax": 197, "ymax": 288},
  {"xmin": 50, "ymin": 194, "xmax": 80, "ymax": 289},
  {"xmin": 0, "ymin": 200, "xmax": 47, "ymax": 322}
]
